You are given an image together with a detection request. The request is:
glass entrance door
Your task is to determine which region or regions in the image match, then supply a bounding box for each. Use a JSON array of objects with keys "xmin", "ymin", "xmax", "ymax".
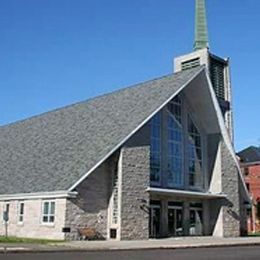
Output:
[
  {"xmin": 189, "ymin": 203, "xmax": 203, "ymax": 236},
  {"xmin": 149, "ymin": 202, "xmax": 161, "ymax": 238},
  {"xmin": 168, "ymin": 202, "xmax": 183, "ymax": 237}
]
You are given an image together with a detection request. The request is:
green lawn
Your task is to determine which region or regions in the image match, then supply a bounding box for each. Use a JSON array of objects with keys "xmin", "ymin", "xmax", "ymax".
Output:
[
  {"xmin": 248, "ymin": 232, "xmax": 260, "ymax": 237},
  {"xmin": 0, "ymin": 236, "xmax": 64, "ymax": 244}
]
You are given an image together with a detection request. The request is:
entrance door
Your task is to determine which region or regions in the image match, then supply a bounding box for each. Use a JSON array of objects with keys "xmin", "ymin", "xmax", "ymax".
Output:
[
  {"xmin": 189, "ymin": 203, "xmax": 203, "ymax": 236},
  {"xmin": 149, "ymin": 202, "xmax": 161, "ymax": 238},
  {"xmin": 168, "ymin": 202, "xmax": 183, "ymax": 237}
]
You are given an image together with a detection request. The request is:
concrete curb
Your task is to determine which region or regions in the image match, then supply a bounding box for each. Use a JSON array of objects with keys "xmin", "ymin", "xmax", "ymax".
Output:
[{"xmin": 1, "ymin": 241, "xmax": 260, "ymax": 254}]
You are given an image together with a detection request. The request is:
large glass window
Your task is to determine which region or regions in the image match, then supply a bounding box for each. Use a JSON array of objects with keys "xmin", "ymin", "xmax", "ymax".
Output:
[
  {"xmin": 188, "ymin": 116, "xmax": 203, "ymax": 188},
  {"xmin": 149, "ymin": 95, "xmax": 204, "ymax": 190},
  {"xmin": 167, "ymin": 97, "xmax": 183, "ymax": 187},
  {"xmin": 150, "ymin": 112, "xmax": 161, "ymax": 184}
]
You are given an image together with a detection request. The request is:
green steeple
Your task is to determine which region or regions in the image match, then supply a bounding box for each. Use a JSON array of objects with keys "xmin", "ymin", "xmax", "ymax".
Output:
[{"xmin": 194, "ymin": 0, "xmax": 209, "ymax": 50}]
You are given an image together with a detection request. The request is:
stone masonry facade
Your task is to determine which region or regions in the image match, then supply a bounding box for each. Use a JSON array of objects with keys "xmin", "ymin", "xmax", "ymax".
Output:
[
  {"xmin": 120, "ymin": 146, "xmax": 150, "ymax": 240},
  {"xmin": 64, "ymin": 162, "xmax": 113, "ymax": 240},
  {"xmin": 221, "ymin": 141, "xmax": 241, "ymax": 237}
]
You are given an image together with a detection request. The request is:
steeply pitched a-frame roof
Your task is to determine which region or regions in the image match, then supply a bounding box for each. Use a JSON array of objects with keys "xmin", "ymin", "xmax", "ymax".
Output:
[
  {"xmin": 0, "ymin": 66, "xmax": 204, "ymax": 195},
  {"xmin": 237, "ymin": 146, "xmax": 260, "ymax": 163}
]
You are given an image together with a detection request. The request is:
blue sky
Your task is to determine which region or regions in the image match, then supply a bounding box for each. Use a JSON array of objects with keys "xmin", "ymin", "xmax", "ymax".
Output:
[{"xmin": 0, "ymin": 0, "xmax": 259, "ymax": 151}]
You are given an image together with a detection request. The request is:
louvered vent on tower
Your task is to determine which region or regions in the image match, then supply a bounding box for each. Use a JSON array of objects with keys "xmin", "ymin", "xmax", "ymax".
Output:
[
  {"xmin": 181, "ymin": 58, "xmax": 200, "ymax": 71},
  {"xmin": 210, "ymin": 57, "xmax": 225, "ymax": 100}
]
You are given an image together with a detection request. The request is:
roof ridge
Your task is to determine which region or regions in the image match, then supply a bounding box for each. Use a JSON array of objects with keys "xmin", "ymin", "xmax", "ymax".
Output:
[
  {"xmin": 0, "ymin": 66, "xmax": 203, "ymax": 129},
  {"xmin": 238, "ymin": 145, "xmax": 260, "ymax": 153}
]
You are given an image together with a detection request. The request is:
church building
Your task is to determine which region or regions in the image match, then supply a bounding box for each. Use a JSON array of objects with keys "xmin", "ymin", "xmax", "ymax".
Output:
[{"xmin": 0, "ymin": 0, "xmax": 249, "ymax": 240}]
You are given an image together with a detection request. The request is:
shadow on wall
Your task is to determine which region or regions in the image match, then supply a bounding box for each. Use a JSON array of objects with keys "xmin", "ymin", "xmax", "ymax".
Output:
[
  {"xmin": 207, "ymin": 134, "xmax": 221, "ymax": 185},
  {"xmin": 209, "ymin": 198, "xmax": 240, "ymax": 235},
  {"xmin": 226, "ymin": 202, "xmax": 240, "ymax": 221}
]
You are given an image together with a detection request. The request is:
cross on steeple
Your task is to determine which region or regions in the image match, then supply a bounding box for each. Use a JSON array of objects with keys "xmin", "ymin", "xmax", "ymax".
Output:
[{"xmin": 194, "ymin": 0, "xmax": 209, "ymax": 51}]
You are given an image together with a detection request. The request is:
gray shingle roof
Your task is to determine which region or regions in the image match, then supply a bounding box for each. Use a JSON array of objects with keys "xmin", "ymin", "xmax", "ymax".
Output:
[
  {"xmin": 0, "ymin": 66, "xmax": 204, "ymax": 195},
  {"xmin": 237, "ymin": 146, "xmax": 260, "ymax": 163}
]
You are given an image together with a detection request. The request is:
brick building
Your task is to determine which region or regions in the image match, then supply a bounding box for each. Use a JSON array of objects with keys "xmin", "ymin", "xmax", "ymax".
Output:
[
  {"xmin": 0, "ymin": 0, "xmax": 250, "ymax": 240},
  {"xmin": 238, "ymin": 146, "xmax": 260, "ymax": 233}
]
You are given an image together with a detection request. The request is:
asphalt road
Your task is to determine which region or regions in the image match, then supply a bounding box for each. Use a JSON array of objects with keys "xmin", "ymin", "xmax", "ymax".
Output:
[{"xmin": 1, "ymin": 246, "xmax": 260, "ymax": 260}]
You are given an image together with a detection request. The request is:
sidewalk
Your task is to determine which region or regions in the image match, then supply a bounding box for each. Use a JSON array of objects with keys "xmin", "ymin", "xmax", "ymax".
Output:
[
  {"xmin": 59, "ymin": 236, "xmax": 260, "ymax": 251},
  {"xmin": 1, "ymin": 236, "xmax": 260, "ymax": 253},
  {"xmin": 0, "ymin": 243, "xmax": 53, "ymax": 253}
]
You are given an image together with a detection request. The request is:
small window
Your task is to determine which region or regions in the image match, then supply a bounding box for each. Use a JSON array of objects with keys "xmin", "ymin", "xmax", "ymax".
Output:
[
  {"xmin": 3, "ymin": 203, "xmax": 10, "ymax": 222},
  {"xmin": 246, "ymin": 183, "xmax": 250, "ymax": 192},
  {"xmin": 18, "ymin": 202, "xmax": 24, "ymax": 223},
  {"xmin": 42, "ymin": 201, "xmax": 55, "ymax": 223},
  {"xmin": 5, "ymin": 204, "xmax": 10, "ymax": 215},
  {"xmin": 110, "ymin": 228, "xmax": 117, "ymax": 239},
  {"xmin": 244, "ymin": 167, "xmax": 249, "ymax": 176}
]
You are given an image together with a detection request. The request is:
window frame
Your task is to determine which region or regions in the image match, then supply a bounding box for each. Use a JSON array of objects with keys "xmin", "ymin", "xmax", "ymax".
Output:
[
  {"xmin": 187, "ymin": 114, "xmax": 204, "ymax": 190},
  {"xmin": 149, "ymin": 94, "xmax": 206, "ymax": 191},
  {"xmin": 150, "ymin": 112, "xmax": 162, "ymax": 186},
  {"xmin": 17, "ymin": 201, "xmax": 24, "ymax": 224},
  {"xmin": 41, "ymin": 200, "xmax": 56, "ymax": 225},
  {"xmin": 3, "ymin": 203, "xmax": 10, "ymax": 224},
  {"xmin": 166, "ymin": 97, "xmax": 184, "ymax": 188},
  {"xmin": 246, "ymin": 183, "xmax": 250, "ymax": 192},
  {"xmin": 244, "ymin": 167, "xmax": 249, "ymax": 176}
]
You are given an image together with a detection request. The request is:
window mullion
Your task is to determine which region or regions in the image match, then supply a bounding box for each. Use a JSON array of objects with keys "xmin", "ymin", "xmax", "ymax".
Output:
[{"xmin": 48, "ymin": 202, "xmax": 51, "ymax": 223}]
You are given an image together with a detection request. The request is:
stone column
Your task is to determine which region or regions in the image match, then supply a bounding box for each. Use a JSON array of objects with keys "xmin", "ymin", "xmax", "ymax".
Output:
[
  {"xmin": 220, "ymin": 141, "xmax": 240, "ymax": 237},
  {"xmin": 183, "ymin": 201, "xmax": 190, "ymax": 236},
  {"xmin": 120, "ymin": 146, "xmax": 150, "ymax": 240},
  {"xmin": 203, "ymin": 200, "xmax": 210, "ymax": 235},
  {"xmin": 161, "ymin": 200, "xmax": 168, "ymax": 237}
]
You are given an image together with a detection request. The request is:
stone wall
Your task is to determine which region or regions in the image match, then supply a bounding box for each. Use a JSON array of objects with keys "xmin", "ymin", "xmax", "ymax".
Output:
[
  {"xmin": 239, "ymin": 181, "xmax": 248, "ymax": 236},
  {"xmin": 120, "ymin": 146, "xmax": 150, "ymax": 240},
  {"xmin": 221, "ymin": 141, "xmax": 240, "ymax": 237},
  {"xmin": 64, "ymin": 160, "xmax": 114, "ymax": 240},
  {"xmin": 0, "ymin": 198, "xmax": 66, "ymax": 240}
]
